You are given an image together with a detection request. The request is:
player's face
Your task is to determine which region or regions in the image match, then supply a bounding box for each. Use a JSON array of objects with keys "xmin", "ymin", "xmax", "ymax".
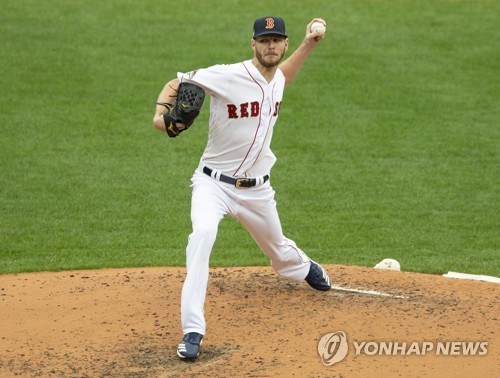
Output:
[{"xmin": 252, "ymin": 35, "xmax": 288, "ymax": 68}]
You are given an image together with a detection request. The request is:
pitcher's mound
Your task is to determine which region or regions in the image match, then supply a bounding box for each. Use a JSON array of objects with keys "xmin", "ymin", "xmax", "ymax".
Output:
[{"xmin": 0, "ymin": 265, "xmax": 498, "ymax": 377}]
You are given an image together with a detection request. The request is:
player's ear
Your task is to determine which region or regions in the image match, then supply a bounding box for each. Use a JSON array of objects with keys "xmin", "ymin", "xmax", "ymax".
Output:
[{"xmin": 284, "ymin": 38, "xmax": 289, "ymax": 52}]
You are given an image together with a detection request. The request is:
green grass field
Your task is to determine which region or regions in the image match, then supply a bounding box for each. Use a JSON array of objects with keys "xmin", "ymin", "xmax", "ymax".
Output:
[{"xmin": 1, "ymin": 0, "xmax": 498, "ymax": 276}]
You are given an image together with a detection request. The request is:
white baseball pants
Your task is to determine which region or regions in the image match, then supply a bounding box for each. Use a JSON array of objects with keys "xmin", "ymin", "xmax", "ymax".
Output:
[{"xmin": 181, "ymin": 169, "xmax": 311, "ymax": 335}]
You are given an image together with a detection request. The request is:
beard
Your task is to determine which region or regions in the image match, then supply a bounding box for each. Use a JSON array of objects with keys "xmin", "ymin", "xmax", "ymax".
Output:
[{"xmin": 255, "ymin": 49, "xmax": 285, "ymax": 68}]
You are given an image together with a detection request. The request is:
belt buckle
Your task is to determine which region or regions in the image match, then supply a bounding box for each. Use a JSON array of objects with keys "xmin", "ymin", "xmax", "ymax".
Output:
[{"xmin": 235, "ymin": 178, "xmax": 255, "ymax": 188}]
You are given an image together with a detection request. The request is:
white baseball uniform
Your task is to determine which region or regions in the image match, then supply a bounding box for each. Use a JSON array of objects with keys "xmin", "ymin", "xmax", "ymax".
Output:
[{"xmin": 177, "ymin": 60, "xmax": 312, "ymax": 336}]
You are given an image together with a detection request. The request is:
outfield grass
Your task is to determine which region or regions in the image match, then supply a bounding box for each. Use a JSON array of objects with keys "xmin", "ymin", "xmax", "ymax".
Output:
[{"xmin": 1, "ymin": 0, "xmax": 498, "ymax": 276}]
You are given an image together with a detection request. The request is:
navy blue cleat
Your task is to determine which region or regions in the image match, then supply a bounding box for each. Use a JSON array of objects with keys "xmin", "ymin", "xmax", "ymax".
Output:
[
  {"xmin": 177, "ymin": 332, "xmax": 203, "ymax": 360},
  {"xmin": 305, "ymin": 261, "xmax": 331, "ymax": 291}
]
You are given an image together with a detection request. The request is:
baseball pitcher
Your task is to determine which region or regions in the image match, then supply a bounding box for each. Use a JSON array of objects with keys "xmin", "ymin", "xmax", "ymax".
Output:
[{"xmin": 153, "ymin": 16, "xmax": 330, "ymax": 361}]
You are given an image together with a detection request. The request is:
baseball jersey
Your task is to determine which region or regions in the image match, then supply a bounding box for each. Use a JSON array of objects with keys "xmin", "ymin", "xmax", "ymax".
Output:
[{"xmin": 177, "ymin": 59, "xmax": 285, "ymax": 178}]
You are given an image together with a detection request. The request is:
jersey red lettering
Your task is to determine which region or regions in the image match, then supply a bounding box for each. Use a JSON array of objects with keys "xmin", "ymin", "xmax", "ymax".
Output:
[
  {"xmin": 240, "ymin": 103, "xmax": 249, "ymax": 118},
  {"xmin": 251, "ymin": 101, "xmax": 260, "ymax": 117},
  {"xmin": 273, "ymin": 101, "xmax": 281, "ymax": 116},
  {"xmin": 227, "ymin": 101, "xmax": 261, "ymax": 119},
  {"xmin": 227, "ymin": 104, "xmax": 238, "ymax": 119}
]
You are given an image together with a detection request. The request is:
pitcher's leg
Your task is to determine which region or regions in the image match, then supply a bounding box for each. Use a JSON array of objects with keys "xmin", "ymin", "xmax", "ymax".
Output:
[
  {"xmin": 236, "ymin": 185, "xmax": 331, "ymax": 290},
  {"xmin": 238, "ymin": 197, "xmax": 331, "ymax": 290},
  {"xmin": 181, "ymin": 174, "xmax": 227, "ymax": 335},
  {"xmin": 236, "ymin": 194, "xmax": 310, "ymax": 281}
]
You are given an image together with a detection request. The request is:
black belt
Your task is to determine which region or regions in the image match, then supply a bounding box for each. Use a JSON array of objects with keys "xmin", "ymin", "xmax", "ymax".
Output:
[{"xmin": 203, "ymin": 166, "xmax": 269, "ymax": 188}]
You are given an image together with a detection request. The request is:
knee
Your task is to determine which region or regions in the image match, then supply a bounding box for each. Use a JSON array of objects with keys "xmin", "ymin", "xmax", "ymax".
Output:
[{"xmin": 190, "ymin": 222, "xmax": 218, "ymax": 245}]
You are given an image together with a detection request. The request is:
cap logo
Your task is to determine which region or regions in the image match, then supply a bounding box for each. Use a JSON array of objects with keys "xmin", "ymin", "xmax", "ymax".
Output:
[{"xmin": 265, "ymin": 17, "xmax": 275, "ymax": 29}]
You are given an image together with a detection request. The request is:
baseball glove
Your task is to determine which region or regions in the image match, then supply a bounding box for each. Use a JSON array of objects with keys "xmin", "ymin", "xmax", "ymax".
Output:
[{"xmin": 161, "ymin": 82, "xmax": 206, "ymax": 138}]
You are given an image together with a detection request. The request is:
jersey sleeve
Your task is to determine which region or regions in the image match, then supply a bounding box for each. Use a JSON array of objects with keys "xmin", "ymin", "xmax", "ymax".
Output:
[{"xmin": 177, "ymin": 64, "xmax": 229, "ymax": 97}]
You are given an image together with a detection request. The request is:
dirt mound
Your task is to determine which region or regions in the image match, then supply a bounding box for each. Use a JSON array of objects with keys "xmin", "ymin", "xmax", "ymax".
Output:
[{"xmin": 0, "ymin": 265, "xmax": 498, "ymax": 377}]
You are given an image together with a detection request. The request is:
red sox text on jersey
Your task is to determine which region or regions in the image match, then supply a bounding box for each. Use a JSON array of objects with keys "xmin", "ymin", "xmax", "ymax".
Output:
[{"xmin": 227, "ymin": 101, "xmax": 282, "ymax": 119}]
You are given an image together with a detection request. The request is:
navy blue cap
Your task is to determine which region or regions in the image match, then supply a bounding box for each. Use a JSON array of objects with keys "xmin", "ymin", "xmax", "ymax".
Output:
[{"xmin": 253, "ymin": 16, "xmax": 287, "ymax": 39}]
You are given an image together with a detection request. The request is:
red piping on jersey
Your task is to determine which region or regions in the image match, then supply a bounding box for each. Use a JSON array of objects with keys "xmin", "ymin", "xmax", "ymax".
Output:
[
  {"xmin": 233, "ymin": 62, "xmax": 265, "ymax": 177},
  {"xmin": 288, "ymin": 243, "xmax": 310, "ymax": 264},
  {"xmin": 251, "ymin": 81, "xmax": 276, "ymax": 170}
]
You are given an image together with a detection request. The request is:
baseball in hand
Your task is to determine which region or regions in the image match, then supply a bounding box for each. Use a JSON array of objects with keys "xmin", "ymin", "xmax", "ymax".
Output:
[{"xmin": 311, "ymin": 21, "xmax": 326, "ymax": 36}]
